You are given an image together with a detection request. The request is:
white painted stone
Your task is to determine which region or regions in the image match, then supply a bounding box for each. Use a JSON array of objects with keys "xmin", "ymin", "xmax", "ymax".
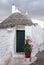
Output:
[
  {"xmin": 0, "ymin": 25, "xmax": 44, "ymax": 61},
  {"xmin": 25, "ymin": 26, "xmax": 32, "ymax": 39},
  {"xmin": 0, "ymin": 27, "xmax": 16, "ymax": 60},
  {"xmin": 0, "ymin": 29, "xmax": 10, "ymax": 59},
  {"xmin": 25, "ymin": 25, "xmax": 43, "ymax": 56},
  {"xmin": 12, "ymin": 4, "xmax": 21, "ymax": 13}
]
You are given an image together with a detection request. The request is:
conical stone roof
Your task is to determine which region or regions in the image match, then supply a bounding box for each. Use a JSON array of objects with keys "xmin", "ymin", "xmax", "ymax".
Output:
[{"xmin": 0, "ymin": 12, "xmax": 34, "ymax": 28}]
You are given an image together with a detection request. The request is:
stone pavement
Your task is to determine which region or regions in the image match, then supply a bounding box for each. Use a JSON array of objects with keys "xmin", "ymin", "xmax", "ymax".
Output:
[
  {"xmin": 30, "ymin": 59, "xmax": 44, "ymax": 65},
  {"xmin": 7, "ymin": 51, "xmax": 44, "ymax": 65},
  {"xmin": 31, "ymin": 51, "xmax": 44, "ymax": 65}
]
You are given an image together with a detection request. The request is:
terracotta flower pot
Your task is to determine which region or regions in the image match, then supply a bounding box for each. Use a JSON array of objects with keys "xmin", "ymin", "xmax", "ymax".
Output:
[{"xmin": 25, "ymin": 53, "xmax": 31, "ymax": 58}]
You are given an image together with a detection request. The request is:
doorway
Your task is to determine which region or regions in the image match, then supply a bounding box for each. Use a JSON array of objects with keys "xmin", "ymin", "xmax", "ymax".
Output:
[{"xmin": 16, "ymin": 30, "xmax": 25, "ymax": 52}]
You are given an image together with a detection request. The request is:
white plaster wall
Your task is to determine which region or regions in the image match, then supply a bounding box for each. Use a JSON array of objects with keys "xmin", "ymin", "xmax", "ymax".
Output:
[
  {"xmin": 32, "ymin": 25, "xmax": 43, "ymax": 46},
  {"xmin": 0, "ymin": 29, "xmax": 9, "ymax": 59},
  {"xmin": 0, "ymin": 25, "xmax": 43, "ymax": 60},
  {"xmin": 0, "ymin": 26, "xmax": 25, "ymax": 60},
  {"xmin": 7, "ymin": 27, "xmax": 16, "ymax": 55},
  {"xmin": 25, "ymin": 26, "xmax": 32, "ymax": 39},
  {"xmin": 25, "ymin": 25, "xmax": 42, "ymax": 44},
  {"xmin": 16, "ymin": 25, "xmax": 25, "ymax": 30},
  {"xmin": 32, "ymin": 25, "xmax": 43, "ymax": 55},
  {"xmin": 25, "ymin": 25, "xmax": 43, "ymax": 57},
  {"xmin": 40, "ymin": 28, "xmax": 44, "ymax": 51},
  {"xmin": 0, "ymin": 27, "xmax": 16, "ymax": 60},
  {"xmin": 43, "ymin": 29, "xmax": 44, "ymax": 43},
  {"xmin": 25, "ymin": 26, "xmax": 38, "ymax": 57}
]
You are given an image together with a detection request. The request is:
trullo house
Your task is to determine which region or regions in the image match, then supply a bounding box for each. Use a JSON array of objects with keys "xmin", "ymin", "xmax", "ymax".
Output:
[{"xmin": 0, "ymin": 4, "xmax": 43, "ymax": 61}]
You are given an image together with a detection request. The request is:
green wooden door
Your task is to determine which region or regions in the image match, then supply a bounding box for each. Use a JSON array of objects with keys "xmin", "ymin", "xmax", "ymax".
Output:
[{"xmin": 16, "ymin": 30, "xmax": 25, "ymax": 52}]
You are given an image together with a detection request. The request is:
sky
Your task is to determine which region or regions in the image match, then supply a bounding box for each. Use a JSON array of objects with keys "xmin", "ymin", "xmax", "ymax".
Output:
[{"xmin": 0, "ymin": 0, "xmax": 44, "ymax": 21}]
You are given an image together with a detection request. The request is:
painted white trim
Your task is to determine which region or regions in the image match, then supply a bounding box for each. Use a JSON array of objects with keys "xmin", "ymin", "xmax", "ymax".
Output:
[
  {"xmin": 14, "ymin": 26, "xmax": 25, "ymax": 54},
  {"xmin": 12, "ymin": 27, "xmax": 16, "ymax": 56},
  {"xmin": 16, "ymin": 25, "xmax": 25, "ymax": 30}
]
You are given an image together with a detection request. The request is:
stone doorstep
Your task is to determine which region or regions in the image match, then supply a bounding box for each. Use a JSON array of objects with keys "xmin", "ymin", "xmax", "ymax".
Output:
[
  {"xmin": 22, "ymin": 57, "xmax": 37, "ymax": 64},
  {"xmin": 13, "ymin": 53, "xmax": 37, "ymax": 64},
  {"xmin": 13, "ymin": 53, "xmax": 25, "ymax": 58},
  {"xmin": 13, "ymin": 54, "xmax": 37, "ymax": 65}
]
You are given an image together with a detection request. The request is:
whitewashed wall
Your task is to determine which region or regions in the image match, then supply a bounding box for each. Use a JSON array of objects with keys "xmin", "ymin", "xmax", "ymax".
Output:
[
  {"xmin": 40, "ymin": 28, "xmax": 44, "ymax": 51},
  {"xmin": 25, "ymin": 26, "xmax": 32, "ymax": 39},
  {"xmin": 7, "ymin": 27, "xmax": 16, "ymax": 55},
  {"xmin": 25, "ymin": 25, "xmax": 43, "ymax": 56},
  {"xmin": 0, "ymin": 29, "xmax": 9, "ymax": 59},
  {"xmin": 32, "ymin": 25, "xmax": 43, "ymax": 53},
  {"xmin": 25, "ymin": 25, "xmax": 43, "ymax": 46},
  {"xmin": 32, "ymin": 25, "xmax": 43, "ymax": 45},
  {"xmin": 0, "ymin": 26, "xmax": 25, "ymax": 60},
  {"xmin": 0, "ymin": 25, "xmax": 44, "ymax": 60},
  {"xmin": 0, "ymin": 27, "xmax": 16, "ymax": 60},
  {"xmin": 43, "ymin": 28, "xmax": 44, "ymax": 43}
]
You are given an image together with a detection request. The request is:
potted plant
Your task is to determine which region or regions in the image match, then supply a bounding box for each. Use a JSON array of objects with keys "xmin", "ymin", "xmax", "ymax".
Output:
[{"xmin": 23, "ymin": 37, "xmax": 32, "ymax": 58}]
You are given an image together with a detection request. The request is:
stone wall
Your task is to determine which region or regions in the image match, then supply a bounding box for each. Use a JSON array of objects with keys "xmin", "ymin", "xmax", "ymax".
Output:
[
  {"xmin": 25, "ymin": 25, "xmax": 43, "ymax": 45},
  {"xmin": 0, "ymin": 25, "xmax": 44, "ymax": 60},
  {"xmin": 0, "ymin": 27, "xmax": 16, "ymax": 60},
  {"xmin": 25, "ymin": 25, "xmax": 43, "ymax": 56}
]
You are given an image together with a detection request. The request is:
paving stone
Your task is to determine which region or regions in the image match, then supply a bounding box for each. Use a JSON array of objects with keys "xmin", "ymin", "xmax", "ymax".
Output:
[{"xmin": 7, "ymin": 51, "xmax": 44, "ymax": 65}]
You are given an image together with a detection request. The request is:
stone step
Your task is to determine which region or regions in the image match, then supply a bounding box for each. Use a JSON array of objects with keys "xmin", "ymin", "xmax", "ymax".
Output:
[{"xmin": 8, "ymin": 56, "xmax": 37, "ymax": 65}]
